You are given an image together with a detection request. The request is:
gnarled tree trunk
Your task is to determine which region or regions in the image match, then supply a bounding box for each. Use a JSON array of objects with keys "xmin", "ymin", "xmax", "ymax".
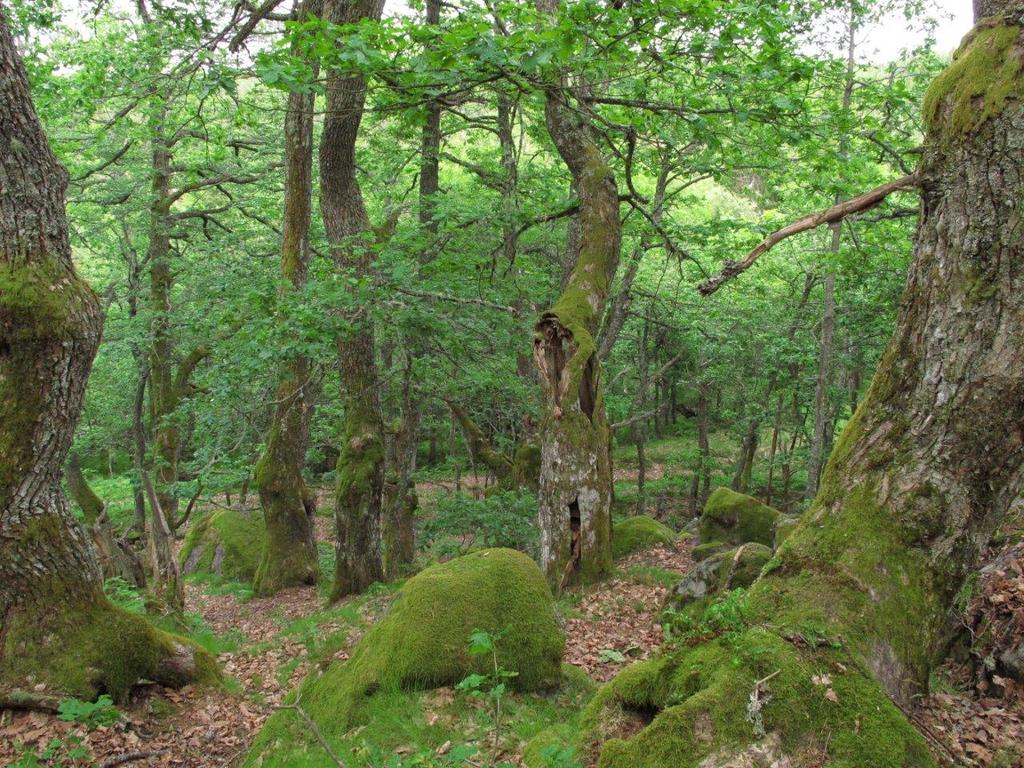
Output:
[
  {"xmin": 321, "ymin": 0, "xmax": 387, "ymax": 600},
  {"xmin": 533, "ymin": 0, "xmax": 621, "ymax": 589},
  {"xmin": 253, "ymin": 0, "xmax": 322, "ymax": 597},
  {"xmin": 0, "ymin": 11, "xmax": 213, "ymax": 702},
  {"xmin": 580, "ymin": 4, "xmax": 1024, "ymax": 765}
]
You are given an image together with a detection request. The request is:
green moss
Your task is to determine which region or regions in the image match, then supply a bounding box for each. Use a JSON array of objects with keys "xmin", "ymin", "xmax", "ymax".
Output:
[
  {"xmin": 698, "ymin": 487, "xmax": 780, "ymax": 548},
  {"xmin": 773, "ymin": 515, "xmax": 801, "ymax": 549},
  {"xmin": 578, "ymin": 628, "xmax": 933, "ymax": 767},
  {"xmin": 0, "ymin": 596, "xmax": 219, "ymax": 703},
  {"xmin": 244, "ymin": 549, "xmax": 565, "ymax": 766},
  {"xmin": 922, "ymin": 22, "xmax": 1023, "ymax": 142},
  {"xmin": 523, "ymin": 724, "xmax": 579, "ymax": 768},
  {"xmin": 179, "ymin": 509, "xmax": 266, "ymax": 582},
  {"xmin": 666, "ymin": 544, "xmax": 772, "ymax": 615},
  {"xmin": 692, "ymin": 540, "xmax": 728, "ymax": 561},
  {"xmin": 612, "ymin": 516, "xmax": 677, "ymax": 559}
]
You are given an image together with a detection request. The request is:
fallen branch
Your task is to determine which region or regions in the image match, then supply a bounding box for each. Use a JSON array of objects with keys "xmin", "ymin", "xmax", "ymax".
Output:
[
  {"xmin": 697, "ymin": 173, "xmax": 920, "ymax": 296},
  {"xmin": 0, "ymin": 690, "xmax": 61, "ymax": 713},
  {"xmin": 275, "ymin": 695, "xmax": 348, "ymax": 768}
]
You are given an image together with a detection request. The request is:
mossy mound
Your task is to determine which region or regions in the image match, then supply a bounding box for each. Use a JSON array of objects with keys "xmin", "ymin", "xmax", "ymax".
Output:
[
  {"xmin": 692, "ymin": 540, "xmax": 727, "ymax": 561},
  {"xmin": 179, "ymin": 509, "xmax": 266, "ymax": 582},
  {"xmin": 612, "ymin": 516, "xmax": 677, "ymax": 559},
  {"xmin": 0, "ymin": 599, "xmax": 219, "ymax": 702},
  {"xmin": 666, "ymin": 543, "xmax": 772, "ymax": 612},
  {"xmin": 244, "ymin": 548, "xmax": 564, "ymax": 766},
  {"xmin": 698, "ymin": 487, "xmax": 780, "ymax": 548},
  {"xmin": 576, "ymin": 626, "xmax": 933, "ymax": 767}
]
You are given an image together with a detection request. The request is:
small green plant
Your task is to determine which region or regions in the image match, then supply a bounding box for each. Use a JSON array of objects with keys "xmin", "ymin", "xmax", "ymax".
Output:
[
  {"xmin": 661, "ymin": 588, "xmax": 749, "ymax": 643},
  {"xmin": 422, "ymin": 491, "xmax": 538, "ymax": 558},
  {"xmin": 57, "ymin": 694, "xmax": 121, "ymax": 730},
  {"xmin": 539, "ymin": 744, "xmax": 582, "ymax": 768},
  {"xmin": 10, "ymin": 736, "xmax": 93, "ymax": 768},
  {"xmin": 102, "ymin": 576, "xmax": 145, "ymax": 615},
  {"xmin": 456, "ymin": 629, "xmax": 518, "ymax": 766}
]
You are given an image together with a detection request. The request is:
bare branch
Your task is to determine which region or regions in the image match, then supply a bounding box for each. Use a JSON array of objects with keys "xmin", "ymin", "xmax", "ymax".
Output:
[{"xmin": 698, "ymin": 174, "xmax": 920, "ymax": 296}]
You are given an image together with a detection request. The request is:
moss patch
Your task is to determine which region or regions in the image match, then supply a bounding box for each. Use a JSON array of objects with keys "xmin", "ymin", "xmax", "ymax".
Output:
[
  {"xmin": 612, "ymin": 516, "xmax": 677, "ymax": 559},
  {"xmin": 699, "ymin": 488, "xmax": 780, "ymax": 548},
  {"xmin": 244, "ymin": 549, "xmax": 564, "ymax": 766},
  {"xmin": 922, "ymin": 21, "xmax": 1023, "ymax": 143},
  {"xmin": 578, "ymin": 628, "xmax": 933, "ymax": 767},
  {"xmin": 179, "ymin": 509, "xmax": 266, "ymax": 582}
]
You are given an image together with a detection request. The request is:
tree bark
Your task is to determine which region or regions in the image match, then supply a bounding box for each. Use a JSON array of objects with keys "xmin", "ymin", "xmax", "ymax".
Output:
[
  {"xmin": 0, "ymin": 10, "xmax": 213, "ymax": 701},
  {"xmin": 252, "ymin": 0, "xmax": 322, "ymax": 597},
  {"xmin": 321, "ymin": 0, "xmax": 387, "ymax": 600},
  {"xmin": 533, "ymin": 0, "xmax": 621, "ymax": 588},
  {"xmin": 582, "ymin": 6, "xmax": 1024, "ymax": 763}
]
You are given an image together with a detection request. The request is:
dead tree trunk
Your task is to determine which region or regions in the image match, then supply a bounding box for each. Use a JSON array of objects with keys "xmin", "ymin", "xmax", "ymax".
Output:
[
  {"xmin": 580, "ymin": 6, "xmax": 1024, "ymax": 763},
  {"xmin": 0, "ymin": 11, "xmax": 213, "ymax": 702},
  {"xmin": 321, "ymin": 0, "xmax": 387, "ymax": 600},
  {"xmin": 252, "ymin": 0, "xmax": 322, "ymax": 597},
  {"xmin": 533, "ymin": 0, "xmax": 621, "ymax": 588}
]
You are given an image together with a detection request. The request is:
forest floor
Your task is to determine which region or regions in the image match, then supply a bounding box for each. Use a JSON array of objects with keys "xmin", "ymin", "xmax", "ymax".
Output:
[{"xmin": 3, "ymin": 472, "xmax": 1024, "ymax": 766}]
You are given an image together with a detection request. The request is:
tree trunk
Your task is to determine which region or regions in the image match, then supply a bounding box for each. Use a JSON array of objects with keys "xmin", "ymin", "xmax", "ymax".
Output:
[
  {"xmin": 534, "ymin": 0, "xmax": 621, "ymax": 587},
  {"xmin": 382, "ymin": 353, "xmax": 418, "ymax": 579},
  {"xmin": 418, "ymin": 0, "xmax": 442, "ymax": 232},
  {"xmin": 0, "ymin": 11, "xmax": 213, "ymax": 702},
  {"xmin": 321, "ymin": 0, "xmax": 387, "ymax": 600},
  {"xmin": 581, "ymin": 6, "xmax": 1024, "ymax": 763},
  {"xmin": 252, "ymin": 0, "xmax": 322, "ymax": 597},
  {"xmin": 689, "ymin": 379, "xmax": 712, "ymax": 516},
  {"xmin": 67, "ymin": 454, "xmax": 145, "ymax": 587}
]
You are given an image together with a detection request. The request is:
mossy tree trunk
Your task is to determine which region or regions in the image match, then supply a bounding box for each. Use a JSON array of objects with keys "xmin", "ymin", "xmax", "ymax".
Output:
[
  {"xmin": 583, "ymin": 6, "xmax": 1024, "ymax": 764},
  {"xmin": 0, "ymin": 11, "xmax": 214, "ymax": 701},
  {"xmin": 252, "ymin": 0, "xmax": 322, "ymax": 597},
  {"xmin": 321, "ymin": 0, "xmax": 387, "ymax": 600},
  {"xmin": 533, "ymin": 0, "xmax": 620, "ymax": 588},
  {"xmin": 67, "ymin": 454, "xmax": 145, "ymax": 587}
]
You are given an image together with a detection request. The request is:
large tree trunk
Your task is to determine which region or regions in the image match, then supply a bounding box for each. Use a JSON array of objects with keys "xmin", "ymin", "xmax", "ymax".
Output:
[
  {"xmin": 321, "ymin": 0, "xmax": 387, "ymax": 600},
  {"xmin": 580, "ymin": 5, "xmax": 1024, "ymax": 765},
  {"xmin": 0, "ymin": 11, "xmax": 214, "ymax": 702},
  {"xmin": 533, "ymin": 0, "xmax": 621, "ymax": 589},
  {"xmin": 252, "ymin": 0, "xmax": 322, "ymax": 597}
]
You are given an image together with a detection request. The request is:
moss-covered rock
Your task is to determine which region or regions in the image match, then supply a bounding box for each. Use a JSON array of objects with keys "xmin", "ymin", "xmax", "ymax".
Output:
[
  {"xmin": 692, "ymin": 540, "xmax": 728, "ymax": 561},
  {"xmin": 773, "ymin": 514, "xmax": 801, "ymax": 549},
  {"xmin": 698, "ymin": 488, "xmax": 780, "ymax": 548},
  {"xmin": 666, "ymin": 543, "xmax": 772, "ymax": 612},
  {"xmin": 612, "ymin": 515, "xmax": 677, "ymax": 559},
  {"xmin": 179, "ymin": 509, "xmax": 266, "ymax": 582},
  {"xmin": 577, "ymin": 627, "xmax": 933, "ymax": 767},
  {"xmin": 243, "ymin": 548, "xmax": 564, "ymax": 766}
]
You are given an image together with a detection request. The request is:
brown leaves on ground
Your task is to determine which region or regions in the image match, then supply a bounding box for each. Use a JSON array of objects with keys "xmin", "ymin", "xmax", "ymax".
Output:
[{"xmin": 563, "ymin": 539, "xmax": 691, "ymax": 682}]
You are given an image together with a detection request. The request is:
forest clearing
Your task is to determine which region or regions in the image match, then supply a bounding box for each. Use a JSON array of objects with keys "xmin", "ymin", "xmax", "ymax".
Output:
[{"xmin": 1, "ymin": 0, "xmax": 1023, "ymax": 765}]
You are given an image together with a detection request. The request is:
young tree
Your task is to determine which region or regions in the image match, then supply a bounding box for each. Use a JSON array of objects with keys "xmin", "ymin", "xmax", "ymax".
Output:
[
  {"xmin": 252, "ymin": 0, "xmax": 322, "ymax": 597},
  {"xmin": 321, "ymin": 0, "xmax": 388, "ymax": 600},
  {"xmin": 0, "ymin": 9, "xmax": 213, "ymax": 702},
  {"xmin": 583, "ymin": 1, "xmax": 1024, "ymax": 762}
]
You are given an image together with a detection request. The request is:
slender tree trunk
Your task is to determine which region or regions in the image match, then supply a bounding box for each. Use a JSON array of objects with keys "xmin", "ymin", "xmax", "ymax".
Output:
[
  {"xmin": 253, "ymin": 0, "xmax": 322, "ymax": 596},
  {"xmin": 583, "ymin": 7, "xmax": 1024, "ymax": 762},
  {"xmin": 382, "ymin": 353, "xmax": 418, "ymax": 578},
  {"xmin": 418, "ymin": 0, "xmax": 442, "ymax": 232},
  {"xmin": 321, "ymin": 0, "xmax": 387, "ymax": 600},
  {"xmin": 689, "ymin": 379, "xmax": 712, "ymax": 516},
  {"xmin": 0, "ymin": 12, "xmax": 212, "ymax": 701}
]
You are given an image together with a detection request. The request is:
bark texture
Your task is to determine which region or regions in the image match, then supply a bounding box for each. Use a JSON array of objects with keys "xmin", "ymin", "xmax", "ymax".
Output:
[
  {"xmin": 533, "ymin": 0, "xmax": 621, "ymax": 588},
  {"xmin": 579, "ymin": 6, "xmax": 1024, "ymax": 765},
  {"xmin": 0, "ymin": 11, "xmax": 214, "ymax": 701},
  {"xmin": 253, "ymin": 0, "xmax": 322, "ymax": 597},
  {"xmin": 321, "ymin": 0, "xmax": 387, "ymax": 600}
]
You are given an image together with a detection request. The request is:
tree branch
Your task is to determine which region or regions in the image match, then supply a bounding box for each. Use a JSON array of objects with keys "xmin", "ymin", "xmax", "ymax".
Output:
[{"xmin": 697, "ymin": 174, "xmax": 920, "ymax": 296}]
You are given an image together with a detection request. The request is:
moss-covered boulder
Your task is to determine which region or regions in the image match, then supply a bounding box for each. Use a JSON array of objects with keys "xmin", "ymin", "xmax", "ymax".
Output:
[
  {"xmin": 665, "ymin": 543, "xmax": 772, "ymax": 612},
  {"xmin": 698, "ymin": 487, "xmax": 780, "ymax": 548},
  {"xmin": 773, "ymin": 514, "xmax": 802, "ymax": 549},
  {"xmin": 691, "ymin": 540, "xmax": 728, "ymax": 561},
  {"xmin": 612, "ymin": 515, "xmax": 677, "ymax": 559},
  {"xmin": 244, "ymin": 548, "xmax": 564, "ymax": 766},
  {"xmin": 179, "ymin": 509, "xmax": 266, "ymax": 582}
]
